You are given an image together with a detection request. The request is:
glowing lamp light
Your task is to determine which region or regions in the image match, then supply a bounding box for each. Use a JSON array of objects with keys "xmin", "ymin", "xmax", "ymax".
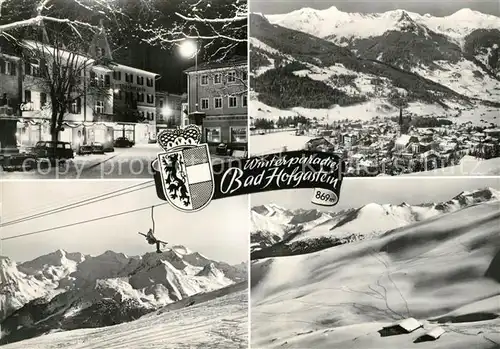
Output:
[
  {"xmin": 162, "ymin": 105, "xmax": 172, "ymax": 116},
  {"xmin": 179, "ymin": 40, "xmax": 197, "ymax": 58}
]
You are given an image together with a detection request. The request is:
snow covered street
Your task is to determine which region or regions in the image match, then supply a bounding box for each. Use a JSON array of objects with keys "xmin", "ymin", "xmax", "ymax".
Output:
[
  {"xmin": 1, "ymin": 289, "xmax": 248, "ymax": 349},
  {"xmin": 0, "ymin": 144, "xmax": 233, "ymax": 179}
]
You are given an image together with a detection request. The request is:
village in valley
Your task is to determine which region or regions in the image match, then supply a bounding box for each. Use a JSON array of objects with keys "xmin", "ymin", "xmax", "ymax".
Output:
[{"xmin": 250, "ymin": 109, "xmax": 500, "ymax": 176}]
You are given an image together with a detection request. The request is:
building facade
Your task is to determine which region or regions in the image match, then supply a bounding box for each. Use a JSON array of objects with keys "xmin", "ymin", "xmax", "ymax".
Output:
[
  {"xmin": 185, "ymin": 56, "xmax": 248, "ymax": 152},
  {"xmin": 155, "ymin": 91, "xmax": 186, "ymax": 133},
  {"xmin": 0, "ymin": 23, "xmax": 159, "ymax": 151}
]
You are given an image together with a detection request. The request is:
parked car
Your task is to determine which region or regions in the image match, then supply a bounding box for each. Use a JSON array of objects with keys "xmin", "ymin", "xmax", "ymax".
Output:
[
  {"xmin": 78, "ymin": 144, "xmax": 93, "ymax": 155},
  {"xmin": 0, "ymin": 147, "xmax": 36, "ymax": 171},
  {"xmin": 103, "ymin": 143, "xmax": 114, "ymax": 152},
  {"xmin": 33, "ymin": 141, "xmax": 74, "ymax": 162},
  {"xmin": 216, "ymin": 143, "xmax": 229, "ymax": 156},
  {"xmin": 114, "ymin": 137, "xmax": 134, "ymax": 148},
  {"xmin": 91, "ymin": 142, "xmax": 105, "ymax": 154}
]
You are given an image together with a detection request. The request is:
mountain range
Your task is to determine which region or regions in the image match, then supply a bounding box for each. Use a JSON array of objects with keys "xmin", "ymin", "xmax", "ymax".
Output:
[
  {"xmin": 0, "ymin": 245, "xmax": 247, "ymax": 345},
  {"xmin": 251, "ymin": 187, "xmax": 500, "ymax": 259},
  {"xmin": 250, "ymin": 8, "xmax": 500, "ymax": 124}
]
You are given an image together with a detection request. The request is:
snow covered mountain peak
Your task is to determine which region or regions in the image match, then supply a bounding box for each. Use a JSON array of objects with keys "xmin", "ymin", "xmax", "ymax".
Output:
[
  {"xmin": 251, "ymin": 187, "xmax": 500, "ymax": 258},
  {"xmin": 0, "ymin": 248, "xmax": 243, "ymax": 339},
  {"xmin": 196, "ymin": 263, "xmax": 225, "ymax": 280},
  {"xmin": 170, "ymin": 245, "xmax": 193, "ymax": 256},
  {"xmin": 0, "ymin": 256, "xmax": 18, "ymax": 284},
  {"xmin": 449, "ymin": 8, "xmax": 491, "ymax": 20},
  {"xmin": 451, "ymin": 187, "xmax": 500, "ymax": 204},
  {"xmin": 141, "ymin": 250, "xmax": 187, "ymax": 270},
  {"xmin": 265, "ymin": 6, "xmax": 500, "ymax": 43}
]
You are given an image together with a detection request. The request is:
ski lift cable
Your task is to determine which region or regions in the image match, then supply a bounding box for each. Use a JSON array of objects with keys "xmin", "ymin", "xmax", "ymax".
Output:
[
  {"xmin": 5, "ymin": 185, "xmax": 124, "ymax": 221},
  {"xmin": 1, "ymin": 202, "xmax": 170, "ymax": 241},
  {"xmin": 1, "ymin": 181, "xmax": 154, "ymax": 227},
  {"xmin": 151, "ymin": 206, "xmax": 155, "ymax": 234},
  {"xmin": 0, "ymin": 181, "xmax": 154, "ymax": 228}
]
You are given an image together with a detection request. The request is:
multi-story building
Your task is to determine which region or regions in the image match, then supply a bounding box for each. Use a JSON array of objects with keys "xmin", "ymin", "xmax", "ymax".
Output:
[
  {"xmin": 155, "ymin": 91, "xmax": 186, "ymax": 133},
  {"xmin": 0, "ymin": 22, "xmax": 159, "ymax": 151},
  {"xmin": 184, "ymin": 56, "xmax": 247, "ymax": 152}
]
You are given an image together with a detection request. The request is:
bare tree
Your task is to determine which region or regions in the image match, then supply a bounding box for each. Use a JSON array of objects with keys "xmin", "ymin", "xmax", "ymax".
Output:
[{"xmin": 21, "ymin": 27, "xmax": 111, "ymax": 142}]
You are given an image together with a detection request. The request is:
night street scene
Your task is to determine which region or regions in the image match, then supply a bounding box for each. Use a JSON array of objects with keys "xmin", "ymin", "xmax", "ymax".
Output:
[{"xmin": 0, "ymin": 0, "xmax": 248, "ymax": 179}]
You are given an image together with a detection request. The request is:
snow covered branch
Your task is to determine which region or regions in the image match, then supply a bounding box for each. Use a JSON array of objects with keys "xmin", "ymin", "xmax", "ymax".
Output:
[
  {"xmin": 140, "ymin": 0, "xmax": 247, "ymax": 60},
  {"xmin": 0, "ymin": 0, "xmax": 124, "ymax": 39},
  {"xmin": 0, "ymin": 15, "xmax": 97, "ymax": 34}
]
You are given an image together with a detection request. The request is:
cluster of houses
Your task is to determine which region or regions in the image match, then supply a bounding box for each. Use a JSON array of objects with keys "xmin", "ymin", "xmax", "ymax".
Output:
[{"xmin": 302, "ymin": 119, "xmax": 500, "ymax": 176}]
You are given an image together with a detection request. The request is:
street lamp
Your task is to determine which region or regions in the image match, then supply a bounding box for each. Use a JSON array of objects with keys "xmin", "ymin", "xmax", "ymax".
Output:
[
  {"xmin": 162, "ymin": 105, "xmax": 173, "ymax": 126},
  {"xmin": 179, "ymin": 40, "xmax": 198, "ymax": 111},
  {"xmin": 162, "ymin": 105, "xmax": 172, "ymax": 117}
]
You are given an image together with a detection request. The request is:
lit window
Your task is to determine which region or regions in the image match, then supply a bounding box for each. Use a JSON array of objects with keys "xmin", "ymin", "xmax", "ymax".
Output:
[
  {"xmin": 205, "ymin": 127, "xmax": 221, "ymax": 143},
  {"xmin": 95, "ymin": 100, "xmax": 104, "ymax": 114},
  {"xmin": 214, "ymin": 74, "xmax": 222, "ymax": 84},
  {"xmin": 230, "ymin": 127, "xmax": 247, "ymax": 143}
]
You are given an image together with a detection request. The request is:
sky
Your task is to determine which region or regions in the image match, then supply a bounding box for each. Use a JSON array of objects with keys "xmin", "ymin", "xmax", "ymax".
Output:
[
  {"xmin": 251, "ymin": 0, "xmax": 500, "ymax": 16},
  {"xmin": 251, "ymin": 177, "xmax": 500, "ymax": 211},
  {"xmin": 0, "ymin": 181, "xmax": 249, "ymax": 264}
]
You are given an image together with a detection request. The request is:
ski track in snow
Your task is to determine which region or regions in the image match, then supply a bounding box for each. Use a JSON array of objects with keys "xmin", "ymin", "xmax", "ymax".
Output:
[{"xmin": 1, "ymin": 290, "xmax": 248, "ymax": 349}]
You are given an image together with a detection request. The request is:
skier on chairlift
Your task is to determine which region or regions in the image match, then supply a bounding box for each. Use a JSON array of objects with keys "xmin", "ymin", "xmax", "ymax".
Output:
[{"xmin": 139, "ymin": 228, "xmax": 166, "ymax": 253}]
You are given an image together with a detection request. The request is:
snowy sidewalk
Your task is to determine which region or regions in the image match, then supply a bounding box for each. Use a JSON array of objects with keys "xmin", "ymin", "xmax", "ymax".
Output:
[{"xmin": 0, "ymin": 151, "xmax": 120, "ymax": 179}]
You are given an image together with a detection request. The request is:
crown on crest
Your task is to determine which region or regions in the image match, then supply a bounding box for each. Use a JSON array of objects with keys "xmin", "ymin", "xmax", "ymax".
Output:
[{"xmin": 157, "ymin": 125, "xmax": 202, "ymax": 152}]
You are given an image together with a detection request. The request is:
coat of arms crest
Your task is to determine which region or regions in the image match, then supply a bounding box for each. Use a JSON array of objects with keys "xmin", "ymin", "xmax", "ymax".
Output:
[{"xmin": 155, "ymin": 125, "xmax": 215, "ymax": 212}]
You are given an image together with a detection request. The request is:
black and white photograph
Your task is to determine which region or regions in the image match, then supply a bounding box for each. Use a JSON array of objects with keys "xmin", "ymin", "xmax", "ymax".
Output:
[
  {"xmin": 0, "ymin": 0, "xmax": 248, "ymax": 179},
  {"xmin": 249, "ymin": 0, "xmax": 500, "ymax": 176},
  {"xmin": 0, "ymin": 180, "xmax": 248, "ymax": 348},
  {"xmin": 250, "ymin": 177, "xmax": 500, "ymax": 348}
]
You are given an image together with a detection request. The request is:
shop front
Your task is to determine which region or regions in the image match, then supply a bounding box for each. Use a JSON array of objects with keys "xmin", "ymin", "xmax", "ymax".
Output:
[
  {"xmin": 203, "ymin": 115, "xmax": 247, "ymax": 153},
  {"xmin": 15, "ymin": 119, "xmax": 114, "ymax": 151},
  {"xmin": 135, "ymin": 123, "xmax": 149, "ymax": 144},
  {"xmin": 114, "ymin": 123, "xmax": 135, "ymax": 141},
  {"xmin": 113, "ymin": 122, "xmax": 155, "ymax": 144}
]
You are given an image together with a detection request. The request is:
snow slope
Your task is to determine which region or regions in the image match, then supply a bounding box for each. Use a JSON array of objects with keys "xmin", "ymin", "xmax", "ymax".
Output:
[
  {"xmin": 249, "ymin": 132, "xmax": 313, "ymax": 156},
  {"xmin": 267, "ymin": 7, "xmax": 500, "ymax": 46},
  {"xmin": 1, "ymin": 285, "xmax": 248, "ymax": 349},
  {"xmin": 251, "ymin": 199, "xmax": 500, "ymax": 348}
]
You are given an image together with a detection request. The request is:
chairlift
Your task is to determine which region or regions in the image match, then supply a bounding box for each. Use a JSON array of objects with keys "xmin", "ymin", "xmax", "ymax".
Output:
[{"xmin": 138, "ymin": 206, "xmax": 168, "ymax": 253}]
